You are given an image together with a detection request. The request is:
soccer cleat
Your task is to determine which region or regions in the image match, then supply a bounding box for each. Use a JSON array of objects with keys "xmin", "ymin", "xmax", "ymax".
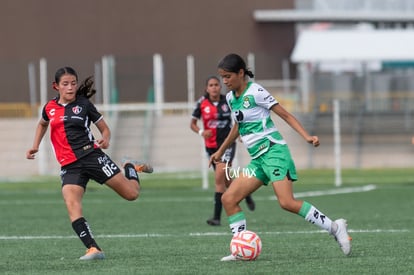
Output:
[
  {"xmin": 206, "ymin": 218, "xmax": 221, "ymax": 226},
  {"xmin": 245, "ymin": 195, "xmax": 256, "ymax": 211},
  {"xmin": 333, "ymin": 218, "xmax": 352, "ymax": 256},
  {"xmin": 220, "ymin": 254, "xmax": 239, "ymax": 261},
  {"xmin": 79, "ymin": 247, "xmax": 105, "ymax": 260},
  {"xmin": 122, "ymin": 157, "xmax": 153, "ymax": 173},
  {"xmin": 134, "ymin": 163, "xmax": 153, "ymax": 173}
]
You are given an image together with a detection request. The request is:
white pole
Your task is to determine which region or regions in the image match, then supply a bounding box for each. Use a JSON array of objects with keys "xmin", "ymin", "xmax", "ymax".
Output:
[
  {"xmin": 187, "ymin": 55, "xmax": 195, "ymax": 110},
  {"xmin": 94, "ymin": 62, "xmax": 102, "ymax": 104},
  {"xmin": 201, "ymin": 140, "xmax": 209, "ymax": 190},
  {"xmin": 247, "ymin": 52, "xmax": 255, "ymax": 80},
  {"xmin": 282, "ymin": 59, "xmax": 290, "ymax": 95},
  {"xmin": 39, "ymin": 58, "xmax": 48, "ymax": 175},
  {"xmin": 153, "ymin": 54, "xmax": 164, "ymax": 117},
  {"xmin": 39, "ymin": 58, "xmax": 47, "ymax": 106},
  {"xmin": 299, "ymin": 63, "xmax": 310, "ymax": 112},
  {"xmin": 101, "ymin": 56, "xmax": 110, "ymax": 106},
  {"xmin": 333, "ymin": 99, "xmax": 342, "ymax": 187},
  {"xmin": 28, "ymin": 62, "xmax": 37, "ymax": 108}
]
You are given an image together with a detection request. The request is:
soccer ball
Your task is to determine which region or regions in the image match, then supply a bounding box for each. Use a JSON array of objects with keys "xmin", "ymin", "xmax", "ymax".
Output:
[{"xmin": 230, "ymin": 230, "xmax": 262, "ymax": 260}]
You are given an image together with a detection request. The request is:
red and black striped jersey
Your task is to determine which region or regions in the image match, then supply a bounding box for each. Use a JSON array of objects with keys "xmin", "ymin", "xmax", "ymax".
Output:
[
  {"xmin": 42, "ymin": 95, "xmax": 102, "ymax": 166},
  {"xmin": 192, "ymin": 94, "xmax": 232, "ymax": 148}
]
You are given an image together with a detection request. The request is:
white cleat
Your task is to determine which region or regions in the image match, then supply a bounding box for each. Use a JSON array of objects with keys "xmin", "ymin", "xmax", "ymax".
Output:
[
  {"xmin": 333, "ymin": 218, "xmax": 352, "ymax": 256},
  {"xmin": 220, "ymin": 254, "xmax": 239, "ymax": 261}
]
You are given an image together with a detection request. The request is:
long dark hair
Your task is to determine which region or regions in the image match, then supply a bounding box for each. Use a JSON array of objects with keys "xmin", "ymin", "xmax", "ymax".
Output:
[
  {"xmin": 204, "ymin": 75, "xmax": 220, "ymax": 98},
  {"xmin": 54, "ymin": 66, "xmax": 96, "ymax": 98},
  {"xmin": 218, "ymin": 53, "xmax": 254, "ymax": 78}
]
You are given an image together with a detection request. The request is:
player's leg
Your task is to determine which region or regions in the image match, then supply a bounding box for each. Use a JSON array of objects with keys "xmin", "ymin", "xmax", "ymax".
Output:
[
  {"xmin": 61, "ymin": 183, "xmax": 104, "ymax": 260},
  {"xmin": 88, "ymin": 150, "xmax": 146, "ymax": 201},
  {"xmin": 272, "ymin": 178, "xmax": 351, "ymax": 255},
  {"xmin": 221, "ymin": 174, "xmax": 262, "ymax": 234},
  {"xmin": 206, "ymin": 161, "xmax": 227, "ymax": 226},
  {"xmin": 105, "ymin": 167, "xmax": 140, "ymax": 201},
  {"xmin": 224, "ymin": 144, "xmax": 256, "ymax": 211},
  {"xmin": 219, "ymin": 174, "xmax": 262, "ymax": 261},
  {"xmin": 268, "ymin": 144, "xmax": 351, "ymax": 255}
]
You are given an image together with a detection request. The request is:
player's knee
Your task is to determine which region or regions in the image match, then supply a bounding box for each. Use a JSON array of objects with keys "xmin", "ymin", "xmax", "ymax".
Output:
[
  {"xmin": 124, "ymin": 190, "xmax": 139, "ymax": 201},
  {"xmin": 278, "ymin": 198, "xmax": 295, "ymax": 212},
  {"xmin": 221, "ymin": 192, "xmax": 231, "ymax": 206},
  {"xmin": 221, "ymin": 192, "xmax": 237, "ymax": 207}
]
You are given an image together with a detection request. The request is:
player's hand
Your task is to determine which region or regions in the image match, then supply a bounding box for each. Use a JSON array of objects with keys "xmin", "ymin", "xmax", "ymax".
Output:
[
  {"xmin": 307, "ymin": 136, "xmax": 320, "ymax": 147},
  {"xmin": 202, "ymin": 129, "xmax": 213, "ymax": 139},
  {"xmin": 209, "ymin": 152, "xmax": 222, "ymax": 167},
  {"xmin": 96, "ymin": 138, "xmax": 110, "ymax": 149},
  {"xmin": 26, "ymin": 148, "xmax": 38, "ymax": 159}
]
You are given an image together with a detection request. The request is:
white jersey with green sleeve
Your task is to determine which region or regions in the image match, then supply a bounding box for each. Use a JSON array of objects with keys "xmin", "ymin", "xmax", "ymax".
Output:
[{"xmin": 226, "ymin": 82, "xmax": 287, "ymax": 159}]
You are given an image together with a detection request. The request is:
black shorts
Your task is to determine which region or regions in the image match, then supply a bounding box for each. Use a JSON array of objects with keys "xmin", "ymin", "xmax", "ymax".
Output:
[
  {"xmin": 60, "ymin": 149, "xmax": 121, "ymax": 188},
  {"xmin": 205, "ymin": 143, "xmax": 236, "ymax": 170}
]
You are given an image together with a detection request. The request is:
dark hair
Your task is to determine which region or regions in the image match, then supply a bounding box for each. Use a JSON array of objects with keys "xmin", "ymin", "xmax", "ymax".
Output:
[
  {"xmin": 218, "ymin": 53, "xmax": 254, "ymax": 78},
  {"xmin": 76, "ymin": 76, "xmax": 96, "ymax": 98},
  {"xmin": 204, "ymin": 75, "xmax": 221, "ymax": 97},
  {"xmin": 205, "ymin": 75, "xmax": 220, "ymax": 86},
  {"xmin": 54, "ymin": 66, "xmax": 96, "ymax": 98}
]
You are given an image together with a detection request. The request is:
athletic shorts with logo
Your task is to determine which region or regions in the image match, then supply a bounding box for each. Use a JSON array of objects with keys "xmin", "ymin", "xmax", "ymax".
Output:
[
  {"xmin": 60, "ymin": 149, "xmax": 121, "ymax": 188},
  {"xmin": 247, "ymin": 143, "xmax": 298, "ymax": 185},
  {"xmin": 205, "ymin": 143, "xmax": 236, "ymax": 170}
]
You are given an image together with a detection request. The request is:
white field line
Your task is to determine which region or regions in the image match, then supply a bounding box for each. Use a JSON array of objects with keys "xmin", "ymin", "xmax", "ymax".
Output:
[
  {"xmin": 0, "ymin": 228, "xmax": 409, "ymax": 241},
  {"xmin": 0, "ymin": 184, "xmax": 377, "ymax": 205},
  {"xmin": 281, "ymin": 184, "xmax": 377, "ymax": 200}
]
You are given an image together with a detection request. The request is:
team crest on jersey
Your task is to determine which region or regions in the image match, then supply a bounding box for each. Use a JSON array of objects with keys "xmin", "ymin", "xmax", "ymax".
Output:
[
  {"xmin": 221, "ymin": 104, "xmax": 228, "ymax": 112},
  {"xmin": 72, "ymin": 105, "xmax": 82, "ymax": 115},
  {"xmin": 242, "ymin": 96, "xmax": 251, "ymax": 108}
]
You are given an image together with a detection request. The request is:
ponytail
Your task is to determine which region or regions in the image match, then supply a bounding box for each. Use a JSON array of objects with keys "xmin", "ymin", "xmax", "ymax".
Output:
[
  {"xmin": 245, "ymin": 70, "xmax": 254, "ymax": 78},
  {"xmin": 76, "ymin": 76, "xmax": 96, "ymax": 99}
]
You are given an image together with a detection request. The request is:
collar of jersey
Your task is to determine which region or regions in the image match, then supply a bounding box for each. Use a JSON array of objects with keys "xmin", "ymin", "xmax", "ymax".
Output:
[{"xmin": 232, "ymin": 81, "xmax": 252, "ymax": 99}]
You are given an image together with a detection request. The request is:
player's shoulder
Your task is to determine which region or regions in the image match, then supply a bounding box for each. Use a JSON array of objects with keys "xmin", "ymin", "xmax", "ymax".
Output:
[
  {"xmin": 76, "ymin": 95, "xmax": 92, "ymax": 104},
  {"xmin": 44, "ymin": 97, "xmax": 59, "ymax": 108},
  {"xmin": 195, "ymin": 94, "xmax": 208, "ymax": 104},
  {"xmin": 247, "ymin": 82, "xmax": 267, "ymax": 94},
  {"xmin": 225, "ymin": 91, "xmax": 234, "ymax": 101}
]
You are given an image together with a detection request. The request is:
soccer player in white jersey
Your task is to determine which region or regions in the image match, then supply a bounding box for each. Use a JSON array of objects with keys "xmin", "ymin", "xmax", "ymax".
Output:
[{"xmin": 209, "ymin": 53, "xmax": 352, "ymax": 261}]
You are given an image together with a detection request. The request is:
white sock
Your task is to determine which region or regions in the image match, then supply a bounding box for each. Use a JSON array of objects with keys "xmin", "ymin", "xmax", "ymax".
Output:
[
  {"xmin": 229, "ymin": 219, "xmax": 246, "ymax": 235},
  {"xmin": 228, "ymin": 212, "xmax": 247, "ymax": 235},
  {"xmin": 304, "ymin": 205, "xmax": 333, "ymax": 232}
]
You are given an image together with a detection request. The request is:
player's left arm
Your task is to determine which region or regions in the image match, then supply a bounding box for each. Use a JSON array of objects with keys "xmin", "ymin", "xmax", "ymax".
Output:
[
  {"xmin": 26, "ymin": 118, "xmax": 49, "ymax": 159},
  {"xmin": 271, "ymin": 104, "xmax": 319, "ymax": 147},
  {"xmin": 95, "ymin": 118, "xmax": 111, "ymax": 149}
]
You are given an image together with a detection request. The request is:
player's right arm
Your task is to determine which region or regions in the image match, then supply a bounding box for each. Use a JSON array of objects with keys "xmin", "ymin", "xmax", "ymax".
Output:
[
  {"xmin": 208, "ymin": 122, "xmax": 239, "ymax": 167},
  {"xmin": 26, "ymin": 118, "xmax": 49, "ymax": 159}
]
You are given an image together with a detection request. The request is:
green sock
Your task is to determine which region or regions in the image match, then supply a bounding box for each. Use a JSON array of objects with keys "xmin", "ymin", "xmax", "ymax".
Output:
[{"xmin": 228, "ymin": 212, "xmax": 246, "ymax": 235}]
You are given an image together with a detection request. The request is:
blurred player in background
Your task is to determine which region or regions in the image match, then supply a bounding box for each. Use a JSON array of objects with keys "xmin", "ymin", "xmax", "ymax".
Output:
[
  {"xmin": 209, "ymin": 54, "xmax": 352, "ymax": 261},
  {"xmin": 191, "ymin": 76, "xmax": 255, "ymax": 226},
  {"xmin": 26, "ymin": 67, "xmax": 153, "ymax": 260}
]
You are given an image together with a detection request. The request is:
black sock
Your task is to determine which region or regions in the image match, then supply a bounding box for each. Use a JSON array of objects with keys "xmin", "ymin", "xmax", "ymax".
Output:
[
  {"xmin": 124, "ymin": 163, "xmax": 139, "ymax": 183},
  {"xmin": 72, "ymin": 217, "xmax": 101, "ymax": 250},
  {"xmin": 213, "ymin": 192, "xmax": 223, "ymax": 220}
]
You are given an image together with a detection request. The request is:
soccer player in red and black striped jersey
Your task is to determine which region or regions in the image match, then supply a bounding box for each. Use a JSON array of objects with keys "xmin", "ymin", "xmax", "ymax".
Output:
[
  {"xmin": 26, "ymin": 67, "xmax": 152, "ymax": 260},
  {"xmin": 191, "ymin": 76, "xmax": 255, "ymax": 226}
]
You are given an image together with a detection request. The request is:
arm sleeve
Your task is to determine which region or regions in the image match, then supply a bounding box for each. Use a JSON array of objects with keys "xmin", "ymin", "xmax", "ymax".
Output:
[
  {"xmin": 254, "ymin": 85, "xmax": 278, "ymax": 110},
  {"xmin": 41, "ymin": 104, "xmax": 50, "ymax": 121},
  {"xmin": 191, "ymin": 97, "xmax": 203, "ymax": 119},
  {"xmin": 87, "ymin": 100, "xmax": 103, "ymax": 123}
]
